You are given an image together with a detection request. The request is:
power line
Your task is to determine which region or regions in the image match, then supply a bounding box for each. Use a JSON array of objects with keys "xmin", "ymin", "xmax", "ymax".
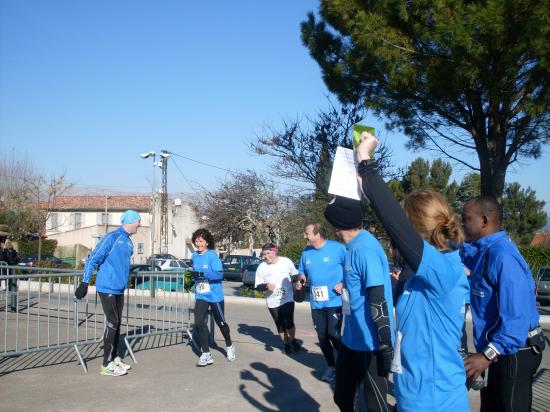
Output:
[
  {"xmin": 169, "ymin": 157, "xmax": 207, "ymax": 192},
  {"xmin": 170, "ymin": 152, "xmax": 233, "ymax": 173}
]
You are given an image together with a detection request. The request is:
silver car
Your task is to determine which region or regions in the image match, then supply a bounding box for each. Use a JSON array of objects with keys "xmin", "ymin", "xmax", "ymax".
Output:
[
  {"xmin": 242, "ymin": 263, "xmax": 260, "ymax": 286},
  {"xmin": 536, "ymin": 266, "xmax": 550, "ymax": 304}
]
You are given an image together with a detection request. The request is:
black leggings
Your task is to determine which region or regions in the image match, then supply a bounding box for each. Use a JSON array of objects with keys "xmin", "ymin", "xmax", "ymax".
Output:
[
  {"xmin": 480, "ymin": 347, "xmax": 542, "ymax": 412},
  {"xmin": 311, "ymin": 307, "xmax": 342, "ymax": 367},
  {"xmin": 194, "ymin": 299, "xmax": 232, "ymax": 352},
  {"xmin": 334, "ymin": 343, "xmax": 390, "ymax": 412},
  {"xmin": 98, "ymin": 292, "xmax": 124, "ymax": 367},
  {"xmin": 268, "ymin": 301, "xmax": 295, "ymax": 333}
]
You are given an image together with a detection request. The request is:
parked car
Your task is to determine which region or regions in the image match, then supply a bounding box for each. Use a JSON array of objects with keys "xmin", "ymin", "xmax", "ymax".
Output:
[
  {"xmin": 128, "ymin": 263, "xmax": 161, "ymax": 288},
  {"xmin": 146, "ymin": 253, "xmax": 178, "ymax": 265},
  {"xmin": 18, "ymin": 255, "xmax": 71, "ymax": 268},
  {"xmin": 155, "ymin": 259, "xmax": 190, "ymax": 271},
  {"xmin": 223, "ymin": 255, "xmax": 261, "ymax": 281},
  {"xmin": 536, "ymin": 266, "xmax": 550, "ymax": 304},
  {"xmin": 241, "ymin": 263, "xmax": 260, "ymax": 286}
]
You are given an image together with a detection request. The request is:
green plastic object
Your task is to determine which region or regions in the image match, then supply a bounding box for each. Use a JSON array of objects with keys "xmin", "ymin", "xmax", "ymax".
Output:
[{"xmin": 353, "ymin": 124, "xmax": 376, "ymax": 158}]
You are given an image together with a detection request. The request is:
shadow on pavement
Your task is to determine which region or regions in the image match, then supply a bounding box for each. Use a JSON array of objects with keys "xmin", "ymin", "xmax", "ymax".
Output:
[
  {"xmin": 237, "ymin": 323, "xmax": 327, "ymax": 381},
  {"xmin": 0, "ymin": 342, "xmax": 103, "ymax": 377},
  {"xmin": 239, "ymin": 361, "xmax": 321, "ymax": 412},
  {"xmin": 238, "ymin": 323, "xmax": 280, "ymax": 352}
]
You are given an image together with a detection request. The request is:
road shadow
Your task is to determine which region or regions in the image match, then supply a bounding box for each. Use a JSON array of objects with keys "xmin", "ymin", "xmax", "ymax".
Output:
[
  {"xmin": 0, "ymin": 341, "xmax": 103, "ymax": 377},
  {"xmin": 239, "ymin": 361, "xmax": 321, "ymax": 412},
  {"xmin": 237, "ymin": 322, "xmax": 327, "ymax": 381},
  {"xmin": 237, "ymin": 323, "xmax": 280, "ymax": 352}
]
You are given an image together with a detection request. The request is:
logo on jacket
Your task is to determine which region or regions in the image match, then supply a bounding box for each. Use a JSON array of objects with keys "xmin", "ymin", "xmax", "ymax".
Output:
[
  {"xmin": 306, "ymin": 259, "xmax": 312, "ymax": 265},
  {"xmin": 322, "ymin": 257, "xmax": 331, "ymax": 263},
  {"xmin": 202, "ymin": 264, "xmax": 209, "ymax": 269}
]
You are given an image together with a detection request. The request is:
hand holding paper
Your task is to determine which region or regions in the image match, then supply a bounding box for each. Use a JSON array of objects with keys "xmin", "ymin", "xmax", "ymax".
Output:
[{"xmin": 356, "ymin": 130, "xmax": 379, "ymax": 162}]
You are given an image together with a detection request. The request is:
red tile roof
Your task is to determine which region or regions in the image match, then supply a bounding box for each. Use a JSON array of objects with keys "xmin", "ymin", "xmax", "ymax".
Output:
[
  {"xmin": 49, "ymin": 195, "xmax": 151, "ymax": 212},
  {"xmin": 531, "ymin": 232, "xmax": 550, "ymax": 247}
]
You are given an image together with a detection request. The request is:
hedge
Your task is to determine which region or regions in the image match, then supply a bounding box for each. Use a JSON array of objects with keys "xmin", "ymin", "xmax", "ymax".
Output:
[
  {"xmin": 18, "ymin": 239, "xmax": 58, "ymax": 257},
  {"xmin": 279, "ymin": 237, "xmax": 306, "ymax": 262},
  {"xmin": 519, "ymin": 246, "xmax": 550, "ymax": 278}
]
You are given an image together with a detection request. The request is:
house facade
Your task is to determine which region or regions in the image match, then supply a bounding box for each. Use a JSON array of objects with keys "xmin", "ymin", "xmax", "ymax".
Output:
[{"xmin": 45, "ymin": 195, "xmax": 200, "ymax": 264}]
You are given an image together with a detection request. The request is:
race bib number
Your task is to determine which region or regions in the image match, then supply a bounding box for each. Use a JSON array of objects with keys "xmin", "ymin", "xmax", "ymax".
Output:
[
  {"xmin": 341, "ymin": 288, "xmax": 351, "ymax": 315},
  {"xmin": 196, "ymin": 281, "xmax": 210, "ymax": 294},
  {"xmin": 312, "ymin": 286, "xmax": 329, "ymax": 302},
  {"xmin": 272, "ymin": 288, "xmax": 286, "ymax": 298}
]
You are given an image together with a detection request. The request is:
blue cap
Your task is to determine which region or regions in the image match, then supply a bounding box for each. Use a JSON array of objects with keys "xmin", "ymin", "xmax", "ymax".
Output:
[{"xmin": 121, "ymin": 210, "xmax": 141, "ymax": 224}]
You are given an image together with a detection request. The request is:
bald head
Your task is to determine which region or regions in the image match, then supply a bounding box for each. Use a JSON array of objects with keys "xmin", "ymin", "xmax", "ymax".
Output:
[{"xmin": 462, "ymin": 195, "xmax": 502, "ymax": 242}]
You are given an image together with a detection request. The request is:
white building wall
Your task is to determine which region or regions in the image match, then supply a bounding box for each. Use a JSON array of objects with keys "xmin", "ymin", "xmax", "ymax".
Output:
[{"xmin": 45, "ymin": 199, "xmax": 197, "ymax": 261}]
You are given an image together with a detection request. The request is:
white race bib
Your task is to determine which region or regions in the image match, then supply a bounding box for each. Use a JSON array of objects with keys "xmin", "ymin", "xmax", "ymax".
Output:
[
  {"xmin": 196, "ymin": 281, "xmax": 211, "ymax": 294},
  {"xmin": 391, "ymin": 330, "xmax": 403, "ymax": 373},
  {"xmin": 312, "ymin": 286, "xmax": 329, "ymax": 302},
  {"xmin": 341, "ymin": 288, "xmax": 351, "ymax": 315},
  {"xmin": 272, "ymin": 287, "xmax": 286, "ymax": 298}
]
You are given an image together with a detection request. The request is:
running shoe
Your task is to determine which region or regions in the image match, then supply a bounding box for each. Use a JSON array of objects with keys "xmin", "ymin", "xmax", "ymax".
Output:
[
  {"xmin": 197, "ymin": 352, "xmax": 214, "ymax": 367},
  {"xmin": 114, "ymin": 356, "xmax": 132, "ymax": 371},
  {"xmin": 321, "ymin": 366, "xmax": 336, "ymax": 382},
  {"xmin": 100, "ymin": 361, "xmax": 127, "ymax": 376},
  {"xmin": 226, "ymin": 345, "xmax": 236, "ymax": 362}
]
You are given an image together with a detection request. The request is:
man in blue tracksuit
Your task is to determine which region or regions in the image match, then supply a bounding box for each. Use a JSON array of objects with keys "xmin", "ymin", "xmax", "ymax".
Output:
[
  {"xmin": 75, "ymin": 210, "xmax": 141, "ymax": 376},
  {"xmin": 296, "ymin": 223, "xmax": 346, "ymax": 383},
  {"xmin": 461, "ymin": 196, "xmax": 543, "ymax": 411}
]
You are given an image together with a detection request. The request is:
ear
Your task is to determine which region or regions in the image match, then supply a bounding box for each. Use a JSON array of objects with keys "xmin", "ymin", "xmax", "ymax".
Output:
[{"xmin": 481, "ymin": 215, "xmax": 489, "ymax": 227}]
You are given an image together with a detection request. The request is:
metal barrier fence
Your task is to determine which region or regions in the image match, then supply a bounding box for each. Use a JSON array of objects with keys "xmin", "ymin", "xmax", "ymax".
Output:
[{"xmin": 0, "ymin": 266, "xmax": 207, "ymax": 373}]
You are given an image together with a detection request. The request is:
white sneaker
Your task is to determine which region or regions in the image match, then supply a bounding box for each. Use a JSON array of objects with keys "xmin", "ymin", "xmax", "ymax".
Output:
[
  {"xmin": 114, "ymin": 356, "xmax": 132, "ymax": 371},
  {"xmin": 321, "ymin": 366, "xmax": 336, "ymax": 382},
  {"xmin": 226, "ymin": 345, "xmax": 236, "ymax": 362},
  {"xmin": 100, "ymin": 361, "xmax": 127, "ymax": 376},
  {"xmin": 197, "ymin": 352, "xmax": 214, "ymax": 367}
]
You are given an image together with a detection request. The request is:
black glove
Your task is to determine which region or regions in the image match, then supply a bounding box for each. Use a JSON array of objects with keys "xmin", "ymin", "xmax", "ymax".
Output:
[
  {"xmin": 377, "ymin": 344, "xmax": 394, "ymax": 377},
  {"xmin": 75, "ymin": 282, "xmax": 88, "ymax": 300}
]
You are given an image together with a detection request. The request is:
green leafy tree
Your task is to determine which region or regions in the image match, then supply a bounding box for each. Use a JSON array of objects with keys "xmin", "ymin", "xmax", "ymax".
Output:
[
  {"xmin": 502, "ymin": 182, "xmax": 547, "ymax": 246},
  {"xmin": 399, "ymin": 157, "xmax": 458, "ymax": 206},
  {"xmin": 302, "ymin": 1, "xmax": 550, "ymax": 198},
  {"xmin": 451, "ymin": 171, "xmax": 545, "ymax": 245},
  {"xmin": 457, "ymin": 173, "xmax": 481, "ymax": 206}
]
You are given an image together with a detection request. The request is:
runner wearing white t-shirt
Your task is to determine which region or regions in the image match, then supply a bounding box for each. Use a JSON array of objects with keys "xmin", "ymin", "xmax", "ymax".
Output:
[{"xmin": 255, "ymin": 243, "xmax": 302, "ymax": 354}]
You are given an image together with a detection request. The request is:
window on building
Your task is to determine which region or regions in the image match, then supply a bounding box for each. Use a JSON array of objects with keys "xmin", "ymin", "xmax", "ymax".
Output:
[
  {"xmin": 73, "ymin": 213, "xmax": 82, "ymax": 229},
  {"xmin": 100, "ymin": 212, "xmax": 110, "ymax": 225},
  {"xmin": 49, "ymin": 213, "xmax": 59, "ymax": 230},
  {"xmin": 137, "ymin": 243, "xmax": 144, "ymax": 254}
]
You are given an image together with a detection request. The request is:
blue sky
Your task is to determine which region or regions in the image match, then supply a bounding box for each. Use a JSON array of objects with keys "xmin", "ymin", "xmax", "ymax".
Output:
[{"xmin": 1, "ymin": 0, "xmax": 548, "ymax": 214}]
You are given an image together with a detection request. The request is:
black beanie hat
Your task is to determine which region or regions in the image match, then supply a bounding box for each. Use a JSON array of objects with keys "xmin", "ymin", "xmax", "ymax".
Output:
[{"xmin": 324, "ymin": 196, "xmax": 363, "ymax": 229}]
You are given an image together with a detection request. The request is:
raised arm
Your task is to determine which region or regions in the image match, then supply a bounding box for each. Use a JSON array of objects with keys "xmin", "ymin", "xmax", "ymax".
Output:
[{"xmin": 355, "ymin": 133, "xmax": 423, "ymax": 272}]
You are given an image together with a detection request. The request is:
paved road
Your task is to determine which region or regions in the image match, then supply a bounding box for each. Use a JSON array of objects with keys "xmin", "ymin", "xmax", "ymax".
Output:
[{"xmin": 1, "ymin": 290, "xmax": 548, "ymax": 412}]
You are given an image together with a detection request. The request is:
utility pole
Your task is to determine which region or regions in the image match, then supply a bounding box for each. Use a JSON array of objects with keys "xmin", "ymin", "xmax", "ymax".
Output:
[
  {"xmin": 104, "ymin": 195, "xmax": 109, "ymax": 234},
  {"xmin": 159, "ymin": 150, "xmax": 170, "ymax": 253}
]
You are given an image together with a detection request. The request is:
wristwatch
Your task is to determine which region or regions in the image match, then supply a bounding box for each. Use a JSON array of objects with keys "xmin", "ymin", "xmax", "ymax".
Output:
[{"xmin": 482, "ymin": 343, "xmax": 500, "ymax": 361}]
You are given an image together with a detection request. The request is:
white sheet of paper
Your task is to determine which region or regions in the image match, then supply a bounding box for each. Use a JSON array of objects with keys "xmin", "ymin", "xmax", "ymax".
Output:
[{"xmin": 328, "ymin": 146, "xmax": 362, "ymax": 200}]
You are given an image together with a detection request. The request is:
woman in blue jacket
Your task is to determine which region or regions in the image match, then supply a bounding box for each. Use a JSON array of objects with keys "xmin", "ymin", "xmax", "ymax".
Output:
[
  {"xmin": 191, "ymin": 228, "xmax": 235, "ymax": 366},
  {"xmin": 355, "ymin": 132, "xmax": 470, "ymax": 412}
]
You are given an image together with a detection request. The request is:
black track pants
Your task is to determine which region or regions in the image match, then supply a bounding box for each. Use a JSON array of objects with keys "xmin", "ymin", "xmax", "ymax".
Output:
[
  {"xmin": 311, "ymin": 307, "xmax": 342, "ymax": 367},
  {"xmin": 194, "ymin": 299, "xmax": 232, "ymax": 352},
  {"xmin": 98, "ymin": 292, "xmax": 124, "ymax": 367},
  {"xmin": 480, "ymin": 347, "xmax": 542, "ymax": 412},
  {"xmin": 334, "ymin": 343, "xmax": 390, "ymax": 412}
]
